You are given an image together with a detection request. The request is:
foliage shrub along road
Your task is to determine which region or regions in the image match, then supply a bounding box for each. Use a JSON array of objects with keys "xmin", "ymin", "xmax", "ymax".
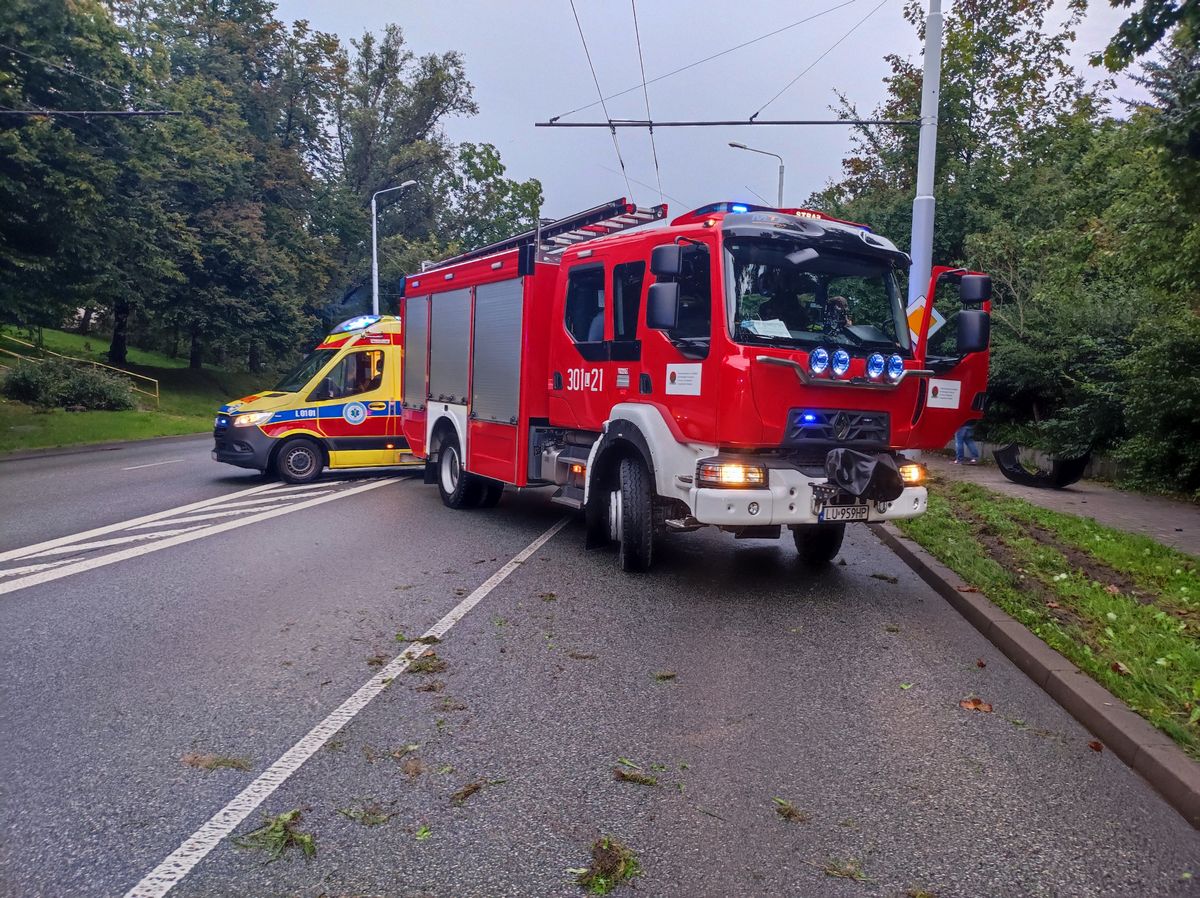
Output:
[
  {"xmin": 899, "ymin": 477, "xmax": 1200, "ymax": 758},
  {"xmin": 0, "ymin": 327, "xmax": 264, "ymax": 452}
]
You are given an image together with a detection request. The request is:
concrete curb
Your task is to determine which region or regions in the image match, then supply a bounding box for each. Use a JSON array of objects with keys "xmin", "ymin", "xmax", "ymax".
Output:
[
  {"xmin": 872, "ymin": 521, "xmax": 1200, "ymax": 829},
  {"xmin": 0, "ymin": 431, "xmax": 208, "ymax": 463}
]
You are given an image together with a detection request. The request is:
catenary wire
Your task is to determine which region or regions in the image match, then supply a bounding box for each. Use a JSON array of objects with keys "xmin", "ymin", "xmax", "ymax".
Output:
[
  {"xmin": 630, "ymin": 0, "xmax": 663, "ymax": 204},
  {"xmin": 568, "ymin": 0, "xmax": 634, "ymax": 200}
]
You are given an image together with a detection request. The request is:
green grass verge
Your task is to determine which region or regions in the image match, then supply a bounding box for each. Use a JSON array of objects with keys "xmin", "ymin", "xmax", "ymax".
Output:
[
  {"xmin": 899, "ymin": 478, "xmax": 1200, "ymax": 758},
  {"xmin": 1, "ymin": 326, "xmax": 270, "ymax": 452}
]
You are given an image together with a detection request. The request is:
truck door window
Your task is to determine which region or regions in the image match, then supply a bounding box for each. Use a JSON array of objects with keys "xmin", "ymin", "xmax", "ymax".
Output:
[
  {"xmin": 612, "ymin": 261, "xmax": 645, "ymax": 341},
  {"xmin": 669, "ymin": 247, "xmax": 711, "ymax": 358},
  {"xmin": 564, "ymin": 263, "xmax": 608, "ymax": 361},
  {"xmin": 310, "ymin": 349, "xmax": 384, "ymax": 401}
]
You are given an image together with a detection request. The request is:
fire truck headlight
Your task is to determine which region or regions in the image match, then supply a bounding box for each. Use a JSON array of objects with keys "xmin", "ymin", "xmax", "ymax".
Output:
[
  {"xmin": 887, "ymin": 354, "xmax": 905, "ymax": 381},
  {"xmin": 233, "ymin": 411, "xmax": 273, "ymax": 427},
  {"xmin": 898, "ymin": 462, "xmax": 926, "ymax": 485},
  {"xmin": 809, "ymin": 347, "xmax": 829, "ymax": 375},
  {"xmin": 697, "ymin": 461, "xmax": 767, "ymax": 489},
  {"xmin": 866, "ymin": 353, "xmax": 886, "ymax": 379},
  {"xmin": 831, "ymin": 349, "xmax": 851, "ymax": 377}
]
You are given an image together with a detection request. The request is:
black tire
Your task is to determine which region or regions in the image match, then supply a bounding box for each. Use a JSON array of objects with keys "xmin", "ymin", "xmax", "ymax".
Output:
[
  {"xmin": 792, "ymin": 523, "xmax": 846, "ymax": 565},
  {"xmin": 615, "ymin": 455, "xmax": 655, "ymax": 573},
  {"xmin": 478, "ymin": 479, "xmax": 504, "ymax": 508},
  {"xmin": 275, "ymin": 437, "xmax": 323, "ymax": 484},
  {"xmin": 436, "ymin": 430, "xmax": 482, "ymax": 509}
]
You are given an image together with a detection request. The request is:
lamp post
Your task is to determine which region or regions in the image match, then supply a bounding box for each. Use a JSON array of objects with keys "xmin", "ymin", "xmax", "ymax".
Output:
[
  {"xmin": 728, "ymin": 142, "xmax": 785, "ymax": 207},
  {"xmin": 371, "ymin": 179, "xmax": 417, "ymax": 315}
]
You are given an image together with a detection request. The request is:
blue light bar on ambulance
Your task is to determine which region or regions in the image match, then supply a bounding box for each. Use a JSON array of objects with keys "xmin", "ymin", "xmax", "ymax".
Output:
[{"xmin": 333, "ymin": 315, "xmax": 381, "ymax": 334}]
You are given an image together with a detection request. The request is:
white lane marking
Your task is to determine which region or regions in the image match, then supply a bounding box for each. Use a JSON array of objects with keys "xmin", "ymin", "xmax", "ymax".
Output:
[
  {"xmin": 0, "ymin": 482, "xmax": 282, "ymax": 564},
  {"xmin": 18, "ymin": 525, "xmax": 211, "ymax": 560},
  {"xmin": 0, "ymin": 557, "xmax": 78, "ymax": 579},
  {"xmin": 122, "ymin": 459, "xmax": 185, "ymax": 471},
  {"xmin": 199, "ymin": 491, "xmax": 336, "ymax": 512},
  {"xmin": 0, "ymin": 479, "xmax": 399, "ymax": 597},
  {"xmin": 122, "ymin": 515, "xmax": 570, "ymax": 898},
  {"xmin": 124, "ymin": 509, "xmax": 265, "ymax": 530}
]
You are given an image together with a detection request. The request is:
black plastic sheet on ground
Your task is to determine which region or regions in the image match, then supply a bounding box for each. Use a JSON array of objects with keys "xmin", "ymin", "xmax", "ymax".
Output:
[{"xmin": 993, "ymin": 443, "xmax": 1090, "ymax": 489}]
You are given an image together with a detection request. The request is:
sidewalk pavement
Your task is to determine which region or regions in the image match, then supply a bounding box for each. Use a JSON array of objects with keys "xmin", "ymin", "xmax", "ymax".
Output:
[{"xmin": 922, "ymin": 452, "xmax": 1200, "ymax": 558}]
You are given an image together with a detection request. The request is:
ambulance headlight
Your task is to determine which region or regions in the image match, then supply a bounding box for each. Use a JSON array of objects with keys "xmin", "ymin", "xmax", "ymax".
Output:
[
  {"xmin": 866, "ymin": 353, "xmax": 886, "ymax": 379},
  {"xmin": 697, "ymin": 461, "xmax": 767, "ymax": 489},
  {"xmin": 809, "ymin": 347, "xmax": 829, "ymax": 375},
  {"xmin": 831, "ymin": 349, "xmax": 851, "ymax": 377},
  {"xmin": 887, "ymin": 354, "xmax": 905, "ymax": 381},
  {"xmin": 233, "ymin": 411, "xmax": 273, "ymax": 427}
]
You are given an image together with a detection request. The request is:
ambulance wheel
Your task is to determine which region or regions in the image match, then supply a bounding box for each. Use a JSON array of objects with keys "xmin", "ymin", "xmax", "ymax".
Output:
[
  {"xmin": 437, "ymin": 432, "xmax": 482, "ymax": 509},
  {"xmin": 275, "ymin": 437, "xmax": 323, "ymax": 484},
  {"xmin": 612, "ymin": 455, "xmax": 654, "ymax": 573},
  {"xmin": 478, "ymin": 480, "xmax": 504, "ymax": 508},
  {"xmin": 792, "ymin": 523, "xmax": 845, "ymax": 565}
]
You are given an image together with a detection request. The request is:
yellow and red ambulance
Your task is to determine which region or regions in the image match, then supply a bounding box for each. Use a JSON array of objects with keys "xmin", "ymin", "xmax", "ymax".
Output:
[{"xmin": 212, "ymin": 315, "xmax": 418, "ymax": 482}]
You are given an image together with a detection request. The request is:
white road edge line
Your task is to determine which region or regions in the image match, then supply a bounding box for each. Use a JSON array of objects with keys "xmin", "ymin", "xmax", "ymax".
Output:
[
  {"xmin": 122, "ymin": 459, "xmax": 185, "ymax": 471},
  {"xmin": 122, "ymin": 515, "xmax": 570, "ymax": 898},
  {"xmin": 0, "ymin": 481, "xmax": 282, "ymax": 564},
  {"xmin": 0, "ymin": 479, "xmax": 399, "ymax": 597}
]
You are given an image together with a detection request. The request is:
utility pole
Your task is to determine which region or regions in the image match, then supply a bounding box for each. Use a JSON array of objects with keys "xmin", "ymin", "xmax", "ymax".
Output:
[
  {"xmin": 371, "ymin": 180, "xmax": 417, "ymax": 315},
  {"xmin": 908, "ymin": 0, "xmax": 944, "ymax": 306}
]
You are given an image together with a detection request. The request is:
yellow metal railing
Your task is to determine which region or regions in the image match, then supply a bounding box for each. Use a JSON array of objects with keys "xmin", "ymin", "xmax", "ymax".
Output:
[{"xmin": 0, "ymin": 333, "xmax": 160, "ymax": 407}]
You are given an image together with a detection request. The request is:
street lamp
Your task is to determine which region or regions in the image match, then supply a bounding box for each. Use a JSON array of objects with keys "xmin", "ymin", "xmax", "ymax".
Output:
[
  {"xmin": 371, "ymin": 179, "xmax": 418, "ymax": 315},
  {"xmin": 728, "ymin": 142, "xmax": 785, "ymax": 208}
]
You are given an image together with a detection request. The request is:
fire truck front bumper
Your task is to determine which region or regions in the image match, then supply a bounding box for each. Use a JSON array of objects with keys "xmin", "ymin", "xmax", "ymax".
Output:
[{"xmin": 689, "ymin": 465, "xmax": 927, "ymax": 528}]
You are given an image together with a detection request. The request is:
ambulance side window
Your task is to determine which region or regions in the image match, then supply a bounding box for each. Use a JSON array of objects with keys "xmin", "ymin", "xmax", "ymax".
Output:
[
  {"xmin": 564, "ymin": 263, "xmax": 607, "ymax": 361},
  {"xmin": 310, "ymin": 349, "xmax": 384, "ymax": 401}
]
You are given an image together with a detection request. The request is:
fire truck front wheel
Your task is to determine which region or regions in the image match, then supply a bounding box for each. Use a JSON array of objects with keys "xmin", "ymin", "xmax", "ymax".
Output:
[
  {"xmin": 436, "ymin": 432, "xmax": 483, "ymax": 509},
  {"xmin": 612, "ymin": 456, "xmax": 655, "ymax": 573},
  {"xmin": 791, "ymin": 523, "xmax": 846, "ymax": 565},
  {"xmin": 275, "ymin": 437, "xmax": 324, "ymax": 484}
]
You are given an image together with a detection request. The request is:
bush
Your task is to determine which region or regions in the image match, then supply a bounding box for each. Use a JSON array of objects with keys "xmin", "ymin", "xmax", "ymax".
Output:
[{"xmin": 2, "ymin": 359, "xmax": 136, "ymax": 410}]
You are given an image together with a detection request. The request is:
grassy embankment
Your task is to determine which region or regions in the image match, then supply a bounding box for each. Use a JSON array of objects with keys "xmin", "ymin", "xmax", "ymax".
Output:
[
  {"xmin": 0, "ymin": 326, "xmax": 267, "ymax": 452},
  {"xmin": 899, "ymin": 477, "xmax": 1200, "ymax": 758}
]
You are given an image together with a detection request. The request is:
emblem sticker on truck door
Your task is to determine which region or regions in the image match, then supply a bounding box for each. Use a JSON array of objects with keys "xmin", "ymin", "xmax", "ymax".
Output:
[
  {"xmin": 926, "ymin": 379, "xmax": 962, "ymax": 409},
  {"xmin": 665, "ymin": 363, "xmax": 702, "ymax": 396}
]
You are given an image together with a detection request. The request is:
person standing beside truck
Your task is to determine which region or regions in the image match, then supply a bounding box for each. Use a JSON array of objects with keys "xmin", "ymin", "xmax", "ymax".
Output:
[{"xmin": 954, "ymin": 422, "xmax": 980, "ymax": 465}]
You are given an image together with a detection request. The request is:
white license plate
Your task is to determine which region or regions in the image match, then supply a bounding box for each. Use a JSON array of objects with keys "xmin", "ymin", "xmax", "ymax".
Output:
[{"xmin": 818, "ymin": 503, "xmax": 869, "ymax": 522}]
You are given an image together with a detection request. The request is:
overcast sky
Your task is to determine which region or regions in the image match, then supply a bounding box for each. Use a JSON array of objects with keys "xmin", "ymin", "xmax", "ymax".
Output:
[{"xmin": 275, "ymin": 0, "xmax": 1141, "ymax": 221}]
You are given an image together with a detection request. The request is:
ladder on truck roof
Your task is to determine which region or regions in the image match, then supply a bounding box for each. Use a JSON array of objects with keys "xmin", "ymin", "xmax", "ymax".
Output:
[{"xmin": 423, "ymin": 198, "xmax": 667, "ymax": 271}]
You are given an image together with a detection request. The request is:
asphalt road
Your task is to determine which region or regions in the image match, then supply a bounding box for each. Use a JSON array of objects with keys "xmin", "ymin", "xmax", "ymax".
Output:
[{"xmin": 1, "ymin": 438, "xmax": 1197, "ymax": 898}]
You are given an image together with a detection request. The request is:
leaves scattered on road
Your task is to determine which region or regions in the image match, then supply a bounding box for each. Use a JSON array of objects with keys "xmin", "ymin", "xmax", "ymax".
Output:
[
  {"xmin": 337, "ymin": 800, "xmax": 393, "ymax": 827},
  {"xmin": 653, "ymin": 671, "xmax": 677, "ymax": 682},
  {"xmin": 451, "ymin": 780, "xmax": 485, "ymax": 805},
  {"xmin": 900, "ymin": 682, "xmax": 915, "ymax": 690},
  {"xmin": 772, "ymin": 797, "xmax": 810, "ymax": 823},
  {"xmin": 871, "ymin": 573, "xmax": 899, "ymax": 584},
  {"xmin": 613, "ymin": 766, "xmax": 658, "ymax": 786},
  {"xmin": 365, "ymin": 652, "xmax": 389, "ymax": 668},
  {"xmin": 180, "ymin": 752, "xmax": 251, "ymax": 772},
  {"xmin": 408, "ymin": 652, "xmax": 448, "ymax": 675},
  {"xmin": 813, "ymin": 856, "xmax": 869, "ymax": 882},
  {"xmin": 960, "ymin": 697, "xmax": 994, "ymax": 713},
  {"xmin": 574, "ymin": 837, "xmax": 641, "ymax": 894},
  {"xmin": 415, "ymin": 823, "xmax": 432, "ymax": 841},
  {"xmin": 569, "ymin": 651, "xmax": 599, "ymax": 660},
  {"xmin": 1089, "ymin": 740, "xmax": 1104, "ymax": 752},
  {"xmin": 231, "ymin": 809, "xmax": 315, "ymax": 862}
]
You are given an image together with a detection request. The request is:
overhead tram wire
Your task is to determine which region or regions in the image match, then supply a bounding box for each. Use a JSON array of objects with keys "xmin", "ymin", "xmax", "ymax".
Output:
[
  {"xmin": 630, "ymin": 0, "xmax": 663, "ymax": 205},
  {"xmin": 749, "ymin": 0, "xmax": 891, "ymax": 121},
  {"xmin": 568, "ymin": 0, "xmax": 634, "ymax": 200},
  {"xmin": 548, "ymin": 0, "xmax": 862, "ymax": 123},
  {"xmin": 537, "ymin": 118, "xmax": 918, "ymax": 128}
]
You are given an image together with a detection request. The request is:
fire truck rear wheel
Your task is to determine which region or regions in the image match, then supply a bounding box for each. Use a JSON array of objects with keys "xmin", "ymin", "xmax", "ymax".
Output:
[
  {"xmin": 437, "ymin": 432, "xmax": 483, "ymax": 509},
  {"xmin": 275, "ymin": 437, "xmax": 324, "ymax": 484},
  {"xmin": 615, "ymin": 456, "xmax": 654, "ymax": 573},
  {"xmin": 791, "ymin": 523, "xmax": 846, "ymax": 565}
]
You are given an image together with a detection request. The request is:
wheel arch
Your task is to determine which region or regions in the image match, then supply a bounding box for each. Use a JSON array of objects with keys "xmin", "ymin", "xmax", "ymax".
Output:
[{"xmin": 267, "ymin": 431, "xmax": 329, "ymax": 473}]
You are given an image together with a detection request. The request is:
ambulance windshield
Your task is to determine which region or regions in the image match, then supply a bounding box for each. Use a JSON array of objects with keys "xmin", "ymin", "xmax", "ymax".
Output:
[
  {"xmin": 274, "ymin": 348, "xmax": 337, "ymax": 393},
  {"xmin": 725, "ymin": 239, "xmax": 910, "ymax": 354}
]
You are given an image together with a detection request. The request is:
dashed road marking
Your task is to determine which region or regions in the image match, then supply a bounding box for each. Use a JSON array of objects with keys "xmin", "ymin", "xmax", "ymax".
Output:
[
  {"xmin": 121, "ymin": 515, "xmax": 570, "ymax": 898},
  {"xmin": 122, "ymin": 458, "xmax": 186, "ymax": 471}
]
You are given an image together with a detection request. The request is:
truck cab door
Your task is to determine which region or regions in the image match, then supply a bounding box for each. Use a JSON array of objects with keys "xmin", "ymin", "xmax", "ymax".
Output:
[
  {"xmin": 305, "ymin": 346, "xmax": 395, "ymax": 467},
  {"xmin": 906, "ymin": 268, "xmax": 992, "ymax": 450}
]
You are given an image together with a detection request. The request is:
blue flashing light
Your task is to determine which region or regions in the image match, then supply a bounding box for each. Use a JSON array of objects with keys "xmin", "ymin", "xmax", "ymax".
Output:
[
  {"xmin": 866, "ymin": 353, "xmax": 886, "ymax": 379},
  {"xmin": 809, "ymin": 347, "xmax": 830, "ymax": 375},
  {"xmin": 887, "ymin": 354, "xmax": 905, "ymax": 381},
  {"xmin": 333, "ymin": 314, "xmax": 381, "ymax": 334},
  {"xmin": 831, "ymin": 348, "xmax": 851, "ymax": 377},
  {"xmin": 801, "ymin": 412, "xmax": 819, "ymax": 424},
  {"xmin": 730, "ymin": 203, "xmax": 750, "ymax": 213}
]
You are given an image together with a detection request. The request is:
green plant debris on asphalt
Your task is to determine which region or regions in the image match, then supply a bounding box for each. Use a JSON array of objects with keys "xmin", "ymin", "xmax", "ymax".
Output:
[
  {"xmin": 899, "ymin": 477, "xmax": 1200, "ymax": 758},
  {"xmin": 231, "ymin": 809, "xmax": 315, "ymax": 861},
  {"xmin": 574, "ymin": 837, "xmax": 641, "ymax": 894},
  {"xmin": 613, "ymin": 766, "xmax": 658, "ymax": 786},
  {"xmin": 814, "ymin": 856, "xmax": 869, "ymax": 882},
  {"xmin": 407, "ymin": 652, "xmax": 448, "ymax": 675},
  {"xmin": 179, "ymin": 752, "xmax": 251, "ymax": 772},
  {"xmin": 772, "ymin": 797, "xmax": 810, "ymax": 823},
  {"xmin": 337, "ymin": 800, "xmax": 394, "ymax": 827}
]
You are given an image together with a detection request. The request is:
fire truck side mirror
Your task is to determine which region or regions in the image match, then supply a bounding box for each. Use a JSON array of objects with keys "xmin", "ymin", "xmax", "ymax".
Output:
[
  {"xmin": 957, "ymin": 309, "xmax": 990, "ymax": 355},
  {"xmin": 650, "ymin": 244, "xmax": 683, "ymax": 278},
  {"xmin": 647, "ymin": 282, "xmax": 680, "ymax": 330},
  {"xmin": 959, "ymin": 274, "xmax": 992, "ymax": 304}
]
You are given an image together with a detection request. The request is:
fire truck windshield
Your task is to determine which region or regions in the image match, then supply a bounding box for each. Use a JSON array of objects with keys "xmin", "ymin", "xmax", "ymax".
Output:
[
  {"xmin": 724, "ymin": 239, "xmax": 911, "ymax": 354},
  {"xmin": 274, "ymin": 348, "xmax": 337, "ymax": 393}
]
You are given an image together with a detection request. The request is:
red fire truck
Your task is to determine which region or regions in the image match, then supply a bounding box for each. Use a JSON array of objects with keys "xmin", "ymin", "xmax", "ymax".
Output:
[{"xmin": 399, "ymin": 198, "xmax": 990, "ymax": 571}]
